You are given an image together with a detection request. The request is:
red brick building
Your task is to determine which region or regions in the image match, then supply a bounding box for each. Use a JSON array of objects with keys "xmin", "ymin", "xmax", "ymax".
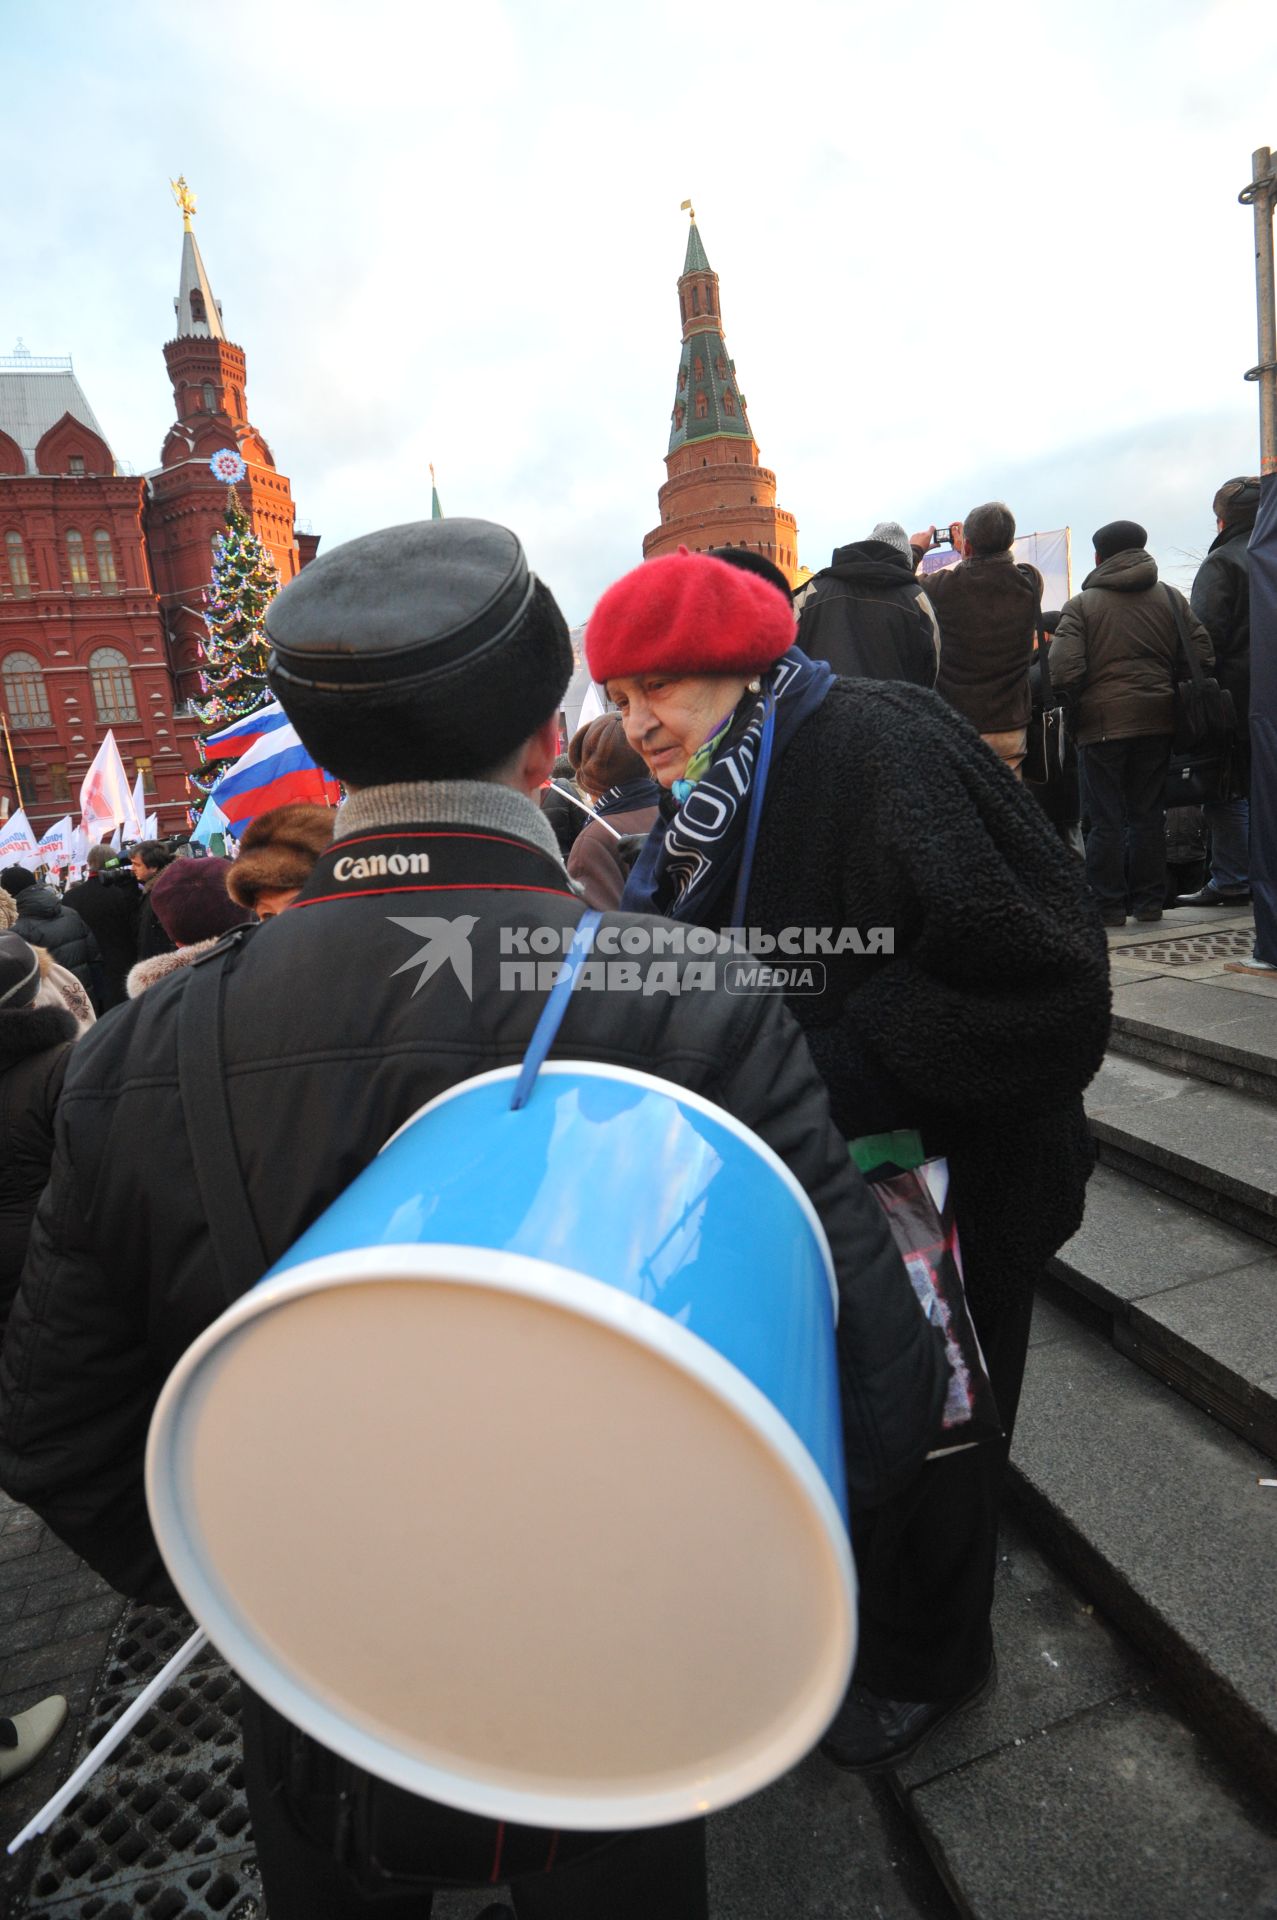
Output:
[
  {"xmin": 0, "ymin": 195, "xmax": 312, "ymax": 836},
  {"xmin": 643, "ymin": 214, "xmax": 798, "ymax": 582}
]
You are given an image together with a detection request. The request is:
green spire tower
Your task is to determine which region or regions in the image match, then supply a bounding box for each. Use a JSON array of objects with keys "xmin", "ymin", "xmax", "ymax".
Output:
[{"xmin": 643, "ymin": 206, "xmax": 798, "ymax": 580}]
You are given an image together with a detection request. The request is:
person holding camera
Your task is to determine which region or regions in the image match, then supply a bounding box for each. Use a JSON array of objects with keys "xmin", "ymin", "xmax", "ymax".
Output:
[{"xmin": 911, "ymin": 504, "xmax": 1041, "ymax": 778}]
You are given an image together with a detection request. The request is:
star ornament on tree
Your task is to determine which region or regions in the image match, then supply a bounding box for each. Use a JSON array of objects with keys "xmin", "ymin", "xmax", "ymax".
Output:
[{"xmin": 209, "ymin": 448, "xmax": 247, "ymax": 484}]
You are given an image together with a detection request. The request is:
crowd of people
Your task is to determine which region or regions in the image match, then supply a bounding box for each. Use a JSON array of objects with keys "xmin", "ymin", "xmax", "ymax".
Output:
[{"xmin": 0, "ymin": 482, "xmax": 1255, "ymax": 1911}]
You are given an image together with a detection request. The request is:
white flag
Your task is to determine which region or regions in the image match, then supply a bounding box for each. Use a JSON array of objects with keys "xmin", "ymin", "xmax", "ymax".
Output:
[
  {"xmin": 129, "ymin": 772, "xmax": 146, "ymax": 840},
  {"xmin": 144, "ymin": 814, "xmax": 158, "ymax": 838},
  {"xmin": 35, "ymin": 815, "xmax": 73, "ymax": 869},
  {"xmin": 0, "ymin": 807, "xmax": 37, "ymax": 862},
  {"xmin": 80, "ymin": 731, "xmax": 135, "ymax": 840}
]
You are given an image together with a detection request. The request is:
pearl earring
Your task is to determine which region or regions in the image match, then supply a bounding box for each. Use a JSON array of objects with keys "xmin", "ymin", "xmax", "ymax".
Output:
[{"xmin": 747, "ymin": 676, "xmax": 761, "ymax": 693}]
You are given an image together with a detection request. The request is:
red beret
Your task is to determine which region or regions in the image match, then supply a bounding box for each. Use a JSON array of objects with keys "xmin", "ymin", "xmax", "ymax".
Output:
[{"xmin": 585, "ymin": 550, "xmax": 794, "ymax": 684}]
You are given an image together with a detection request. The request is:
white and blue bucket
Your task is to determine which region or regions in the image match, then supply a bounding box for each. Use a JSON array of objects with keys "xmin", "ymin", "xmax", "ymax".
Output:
[{"xmin": 147, "ymin": 927, "xmax": 855, "ymax": 1832}]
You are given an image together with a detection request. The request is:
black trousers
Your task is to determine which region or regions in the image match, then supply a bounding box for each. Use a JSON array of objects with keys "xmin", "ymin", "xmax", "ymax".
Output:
[
  {"xmin": 847, "ymin": 1278, "xmax": 1037, "ymax": 1702},
  {"xmin": 240, "ymin": 1691, "xmax": 708, "ymax": 1920},
  {"xmin": 1078, "ymin": 733, "xmax": 1173, "ymax": 915}
]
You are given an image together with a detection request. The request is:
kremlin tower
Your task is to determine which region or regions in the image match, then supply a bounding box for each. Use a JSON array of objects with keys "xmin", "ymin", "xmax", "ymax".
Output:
[
  {"xmin": 643, "ymin": 210, "xmax": 798, "ymax": 583},
  {"xmin": 144, "ymin": 178, "xmax": 311, "ymax": 706}
]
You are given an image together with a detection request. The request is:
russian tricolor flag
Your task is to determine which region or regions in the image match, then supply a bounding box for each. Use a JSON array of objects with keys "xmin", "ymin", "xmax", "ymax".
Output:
[
  {"xmin": 208, "ymin": 718, "xmax": 341, "ymax": 831},
  {"xmin": 201, "ymin": 700, "xmax": 292, "ymax": 766}
]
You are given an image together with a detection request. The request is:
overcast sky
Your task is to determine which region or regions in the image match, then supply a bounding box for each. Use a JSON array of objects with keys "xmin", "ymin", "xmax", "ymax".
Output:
[{"xmin": 5, "ymin": 0, "xmax": 1275, "ymax": 618}]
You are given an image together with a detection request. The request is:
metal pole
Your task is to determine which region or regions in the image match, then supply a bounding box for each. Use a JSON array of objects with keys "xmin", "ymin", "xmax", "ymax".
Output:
[
  {"xmin": 0, "ymin": 711, "xmax": 22, "ymax": 808},
  {"xmin": 1242, "ymin": 146, "xmax": 1277, "ymax": 475}
]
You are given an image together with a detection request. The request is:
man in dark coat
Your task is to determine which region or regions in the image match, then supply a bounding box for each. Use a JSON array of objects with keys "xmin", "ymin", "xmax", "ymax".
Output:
[
  {"xmin": 129, "ymin": 841, "xmax": 177, "ymax": 962},
  {"xmin": 0, "ymin": 934, "xmax": 75, "ymax": 1334},
  {"xmin": 795, "ymin": 521, "xmax": 940, "ymax": 686},
  {"xmin": 587, "ymin": 549, "xmax": 1112, "ymax": 1773},
  {"xmin": 915, "ymin": 502, "xmax": 1040, "ymax": 776},
  {"xmin": 63, "ymin": 846, "xmax": 141, "ymax": 1009},
  {"xmin": 1, "ymin": 866, "xmax": 101, "ymax": 1002},
  {"xmin": 1050, "ymin": 520, "xmax": 1213, "ymax": 927},
  {"xmin": 1178, "ymin": 476, "xmax": 1261, "ymax": 906},
  {"xmin": 0, "ymin": 519, "xmax": 943, "ymax": 1920}
]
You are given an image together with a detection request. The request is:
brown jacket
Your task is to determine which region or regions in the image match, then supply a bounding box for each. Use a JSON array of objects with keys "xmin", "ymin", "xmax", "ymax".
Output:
[
  {"xmin": 929, "ymin": 552, "xmax": 1040, "ymax": 733},
  {"xmin": 1049, "ymin": 551, "xmax": 1213, "ymax": 746},
  {"xmin": 567, "ymin": 806, "xmax": 659, "ymax": 910}
]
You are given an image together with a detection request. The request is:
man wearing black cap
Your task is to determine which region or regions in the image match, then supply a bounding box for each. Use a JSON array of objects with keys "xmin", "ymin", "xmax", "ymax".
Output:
[
  {"xmin": 0, "ymin": 519, "xmax": 943, "ymax": 1918},
  {"xmin": 1178, "ymin": 477, "xmax": 1262, "ymax": 908},
  {"xmin": 1050, "ymin": 521, "xmax": 1213, "ymax": 927}
]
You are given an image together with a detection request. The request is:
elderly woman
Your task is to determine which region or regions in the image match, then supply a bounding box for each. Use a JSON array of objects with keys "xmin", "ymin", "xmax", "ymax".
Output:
[
  {"xmin": 586, "ymin": 549, "xmax": 1111, "ymax": 1774},
  {"xmin": 565, "ymin": 713, "xmax": 660, "ymax": 909}
]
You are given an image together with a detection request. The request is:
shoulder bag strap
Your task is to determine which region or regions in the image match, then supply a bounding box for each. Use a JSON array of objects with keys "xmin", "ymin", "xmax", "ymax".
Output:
[
  {"xmin": 177, "ymin": 932, "xmax": 269, "ymax": 1304},
  {"xmin": 1163, "ymin": 583, "xmax": 1206, "ymax": 690}
]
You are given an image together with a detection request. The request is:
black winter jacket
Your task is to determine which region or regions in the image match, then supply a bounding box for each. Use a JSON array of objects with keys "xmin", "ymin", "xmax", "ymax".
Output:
[
  {"xmin": 0, "ymin": 1003, "xmax": 75, "ymax": 1333},
  {"xmin": 1191, "ymin": 518, "xmax": 1255, "ymax": 729},
  {"xmin": 63, "ymin": 872, "xmax": 141, "ymax": 1010},
  {"xmin": 0, "ymin": 796, "xmax": 943, "ymax": 1610},
  {"xmin": 12, "ymin": 886, "xmax": 101, "ymax": 995},
  {"xmin": 666, "ymin": 679, "xmax": 1111, "ymax": 1327},
  {"xmin": 796, "ymin": 541, "xmax": 940, "ymax": 687},
  {"xmin": 1050, "ymin": 551, "xmax": 1213, "ymax": 746}
]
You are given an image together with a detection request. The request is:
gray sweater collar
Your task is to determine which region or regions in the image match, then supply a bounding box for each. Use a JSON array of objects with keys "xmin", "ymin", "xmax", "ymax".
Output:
[{"xmin": 335, "ymin": 781, "xmax": 566, "ymax": 871}]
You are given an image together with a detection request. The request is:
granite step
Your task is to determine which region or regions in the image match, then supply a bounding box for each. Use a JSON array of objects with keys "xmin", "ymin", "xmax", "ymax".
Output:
[
  {"xmin": 880, "ymin": 1302, "xmax": 1277, "ymax": 1916},
  {"xmin": 1005, "ymin": 1300, "xmax": 1277, "ymax": 1812},
  {"xmin": 1085, "ymin": 1053, "xmax": 1277, "ymax": 1245},
  {"xmin": 884, "ymin": 1468, "xmax": 1277, "ymax": 1920},
  {"xmin": 1109, "ymin": 975, "xmax": 1277, "ymax": 1102},
  {"xmin": 1047, "ymin": 1162, "xmax": 1277, "ymax": 1458}
]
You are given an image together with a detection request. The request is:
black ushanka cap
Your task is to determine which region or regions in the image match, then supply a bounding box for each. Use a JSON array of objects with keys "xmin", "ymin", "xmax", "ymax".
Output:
[{"xmin": 266, "ymin": 519, "xmax": 537, "ymax": 693}]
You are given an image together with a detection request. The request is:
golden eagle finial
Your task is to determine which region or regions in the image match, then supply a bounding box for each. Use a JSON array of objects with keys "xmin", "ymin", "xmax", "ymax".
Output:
[
  {"xmin": 680, "ymin": 199, "xmax": 696, "ymax": 222},
  {"xmin": 170, "ymin": 176, "xmax": 197, "ymax": 231}
]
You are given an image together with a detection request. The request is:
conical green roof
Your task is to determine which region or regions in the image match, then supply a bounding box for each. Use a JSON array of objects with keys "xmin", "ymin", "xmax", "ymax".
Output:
[
  {"xmin": 668, "ymin": 334, "xmax": 752, "ymax": 452},
  {"xmin": 682, "ymin": 219, "xmax": 711, "ymax": 276}
]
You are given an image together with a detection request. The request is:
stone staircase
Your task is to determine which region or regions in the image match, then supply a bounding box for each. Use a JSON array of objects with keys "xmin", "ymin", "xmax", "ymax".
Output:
[{"xmin": 884, "ymin": 914, "xmax": 1277, "ymax": 1919}]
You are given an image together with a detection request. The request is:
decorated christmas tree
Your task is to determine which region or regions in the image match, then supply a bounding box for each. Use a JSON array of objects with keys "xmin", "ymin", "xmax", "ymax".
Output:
[{"xmin": 191, "ymin": 464, "xmax": 280, "ymax": 795}]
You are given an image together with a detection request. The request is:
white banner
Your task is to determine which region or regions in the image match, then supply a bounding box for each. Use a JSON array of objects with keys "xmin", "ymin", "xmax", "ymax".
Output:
[
  {"xmin": 1013, "ymin": 529, "xmax": 1072, "ymax": 613},
  {"xmin": 0, "ymin": 807, "xmax": 37, "ymax": 862}
]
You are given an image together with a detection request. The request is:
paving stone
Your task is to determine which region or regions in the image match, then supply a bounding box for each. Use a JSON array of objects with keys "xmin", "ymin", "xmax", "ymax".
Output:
[
  {"xmin": 1009, "ymin": 1317, "xmax": 1277, "ymax": 1802},
  {"xmin": 0, "ymin": 1608, "xmax": 64, "ymax": 1661},
  {"xmin": 19, "ymin": 1564, "xmax": 112, "ymax": 1617},
  {"xmin": 907, "ymin": 1690, "xmax": 1277, "ymax": 1920},
  {"xmin": 1052, "ymin": 1162, "xmax": 1267, "ymax": 1310},
  {"xmin": 1086, "ymin": 1056, "xmax": 1277, "ymax": 1234},
  {"xmin": 893, "ymin": 1521, "xmax": 1144, "ymax": 1792},
  {"xmin": 1212, "ymin": 968, "xmax": 1277, "ymax": 1000},
  {"xmin": 0, "ymin": 1624, "xmax": 123, "ymax": 1694}
]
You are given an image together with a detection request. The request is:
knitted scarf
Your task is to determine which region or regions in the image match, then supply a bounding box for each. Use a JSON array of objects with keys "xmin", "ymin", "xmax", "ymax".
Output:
[
  {"xmin": 621, "ymin": 648, "xmax": 833, "ymax": 924},
  {"xmin": 593, "ymin": 776, "xmax": 661, "ymax": 819}
]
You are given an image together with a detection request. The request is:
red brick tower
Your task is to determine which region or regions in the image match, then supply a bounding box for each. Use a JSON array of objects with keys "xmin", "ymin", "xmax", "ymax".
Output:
[
  {"xmin": 145, "ymin": 180, "xmax": 308, "ymax": 706},
  {"xmin": 643, "ymin": 211, "xmax": 798, "ymax": 583}
]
